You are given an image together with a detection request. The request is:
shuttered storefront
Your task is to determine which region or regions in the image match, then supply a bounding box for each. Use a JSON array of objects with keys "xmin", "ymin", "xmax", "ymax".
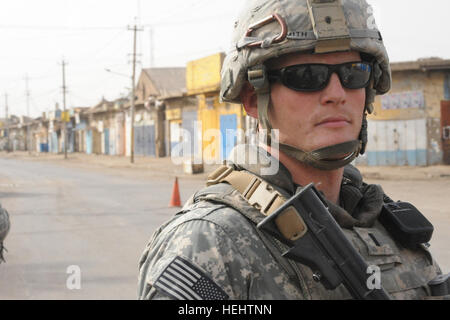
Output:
[
  {"xmin": 441, "ymin": 101, "xmax": 450, "ymax": 164},
  {"xmin": 134, "ymin": 124, "xmax": 156, "ymax": 157},
  {"xmin": 364, "ymin": 119, "xmax": 427, "ymax": 166},
  {"xmin": 182, "ymin": 110, "xmax": 199, "ymax": 158}
]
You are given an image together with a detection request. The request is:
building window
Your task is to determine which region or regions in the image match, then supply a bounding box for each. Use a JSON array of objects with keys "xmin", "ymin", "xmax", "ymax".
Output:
[{"xmin": 445, "ymin": 73, "xmax": 450, "ymax": 100}]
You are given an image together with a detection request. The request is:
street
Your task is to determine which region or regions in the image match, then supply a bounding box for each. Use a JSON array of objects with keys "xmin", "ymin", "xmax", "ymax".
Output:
[
  {"xmin": 0, "ymin": 155, "xmax": 203, "ymax": 299},
  {"xmin": 0, "ymin": 153, "xmax": 449, "ymax": 299}
]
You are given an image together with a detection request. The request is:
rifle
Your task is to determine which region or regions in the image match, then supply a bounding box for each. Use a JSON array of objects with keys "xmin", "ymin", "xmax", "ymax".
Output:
[{"xmin": 257, "ymin": 183, "xmax": 391, "ymax": 300}]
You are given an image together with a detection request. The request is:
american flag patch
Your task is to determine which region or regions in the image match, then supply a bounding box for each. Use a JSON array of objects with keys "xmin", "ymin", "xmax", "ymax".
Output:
[{"xmin": 154, "ymin": 256, "xmax": 229, "ymax": 300}]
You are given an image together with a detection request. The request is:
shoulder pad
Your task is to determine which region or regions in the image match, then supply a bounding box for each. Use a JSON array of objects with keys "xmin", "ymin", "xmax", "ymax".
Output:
[{"xmin": 187, "ymin": 183, "xmax": 266, "ymax": 226}]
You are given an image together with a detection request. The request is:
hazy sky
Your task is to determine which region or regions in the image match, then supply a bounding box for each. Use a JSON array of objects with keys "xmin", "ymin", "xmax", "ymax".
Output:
[{"xmin": 0, "ymin": 0, "xmax": 449, "ymax": 118}]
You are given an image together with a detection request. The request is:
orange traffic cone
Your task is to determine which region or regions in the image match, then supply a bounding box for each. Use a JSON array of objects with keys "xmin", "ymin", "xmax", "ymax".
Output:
[{"xmin": 169, "ymin": 177, "xmax": 182, "ymax": 207}]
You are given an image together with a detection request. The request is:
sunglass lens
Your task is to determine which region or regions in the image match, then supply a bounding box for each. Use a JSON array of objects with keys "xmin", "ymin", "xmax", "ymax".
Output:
[
  {"xmin": 283, "ymin": 65, "xmax": 329, "ymax": 91},
  {"xmin": 339, "ymin": 63, "xmax": 371, "ymax": 89}
]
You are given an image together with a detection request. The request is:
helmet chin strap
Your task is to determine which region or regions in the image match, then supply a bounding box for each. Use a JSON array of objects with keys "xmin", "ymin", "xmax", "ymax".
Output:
[
  {"xmin": 279, "ymin": 140, "xmax": 362, "ymax": 170},
  {"xmin": 255, "ymin": 87, "xmax": 363, "ymax": 171}
]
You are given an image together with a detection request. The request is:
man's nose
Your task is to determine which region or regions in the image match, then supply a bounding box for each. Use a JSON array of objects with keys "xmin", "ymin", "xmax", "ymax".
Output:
[{"xmin": 319, "ymin": 73, "xmax": 346, "ymax": 106}]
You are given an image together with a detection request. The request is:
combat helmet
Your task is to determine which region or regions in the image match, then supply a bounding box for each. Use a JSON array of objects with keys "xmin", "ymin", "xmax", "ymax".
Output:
[{"xmin": 220, "ymin": 0, "xmax": 391, "ymax": 170}]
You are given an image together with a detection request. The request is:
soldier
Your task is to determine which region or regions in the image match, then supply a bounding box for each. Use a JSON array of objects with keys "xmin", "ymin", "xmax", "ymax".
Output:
[
  {"xmin": 138, "ymin": 0, "xmax": 446, "ymax": 299},
  {"xmin": 0, "ymin": 203, "xmax": 10, "ymax": 264}
]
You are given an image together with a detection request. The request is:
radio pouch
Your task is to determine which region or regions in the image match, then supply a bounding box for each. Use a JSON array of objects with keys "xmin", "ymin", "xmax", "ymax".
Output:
[{"xmin": 379, "ymin": 201, "xmax": 434, "ymax": 249}]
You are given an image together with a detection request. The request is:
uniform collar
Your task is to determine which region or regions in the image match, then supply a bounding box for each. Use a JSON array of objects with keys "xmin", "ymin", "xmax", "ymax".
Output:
[
  {"xmin": 227, "ymin": 144, "xmax": 297, "ymax": 196},
  {"xmin": 227, "ymin": 144, "xmax": 367, "ymax": 211}
]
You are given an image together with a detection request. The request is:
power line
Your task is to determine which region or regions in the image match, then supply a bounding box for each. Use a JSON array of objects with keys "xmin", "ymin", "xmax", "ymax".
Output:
[
  {"xmin": 154, "ymin": 46, "xmax": 225, "ymax": 61},
  {"xmin": 143, "ymin": 11, "xmax": 236, "ymax": 27},
  {"xmin": 24, "ymin": 74, "xmax": 30, "ymax": 117},
  {"xmin": 9, "ymin": 88, "xmax": 60, "ymax": 103},
  {"xmin": 24, "ymin": 74, "xmax": 31, "ymax": 153},
  {"xmin": 149, "ymin": 27, "xmax": 155, "ymax": 67},
  {"xmin": 30, "ymin": 96, "xmax": 45, "ymax": 116},
  {"xmin": 67, "ymin": 91, "xmax": 95, "ymax": 106},
  {"xmin": 143, "ymin": 0, "xmax": 210, "ymax": 26},
  {"xmin": 71, "ymin": 28, "xmax": 128, "ymax": 63},
  {"xmin": 0, "ymin": 11, "xmax": 236, "ymax": 31},
  {"xmin": 1, "ymin": 77, "xmax": 23, "ymax": 92},
  {"xmin": 0, "ymin": 25, "xmax": 124, "ymax": 31},
  {"xmin": 0, "ymin": 1, "xmax": 234, "ymax": 31}
]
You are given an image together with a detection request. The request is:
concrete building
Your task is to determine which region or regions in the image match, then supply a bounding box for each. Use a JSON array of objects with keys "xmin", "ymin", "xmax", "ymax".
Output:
[
  {"xmin": 356, "ymin": 57, "xmax": 450, "ymax": 166},
  {"xmin": 0, "ymin": 115, "xmax": 20, "ymax": 151},
  {"xmin": 134, "ymin": 67, "xmax": 188, "ymax": 158},
  {"xmin": 47, "ymin": 108, "xmax": 62, "ymax": 153},
  {"xmin": 85, "ymin": 98, "xmax": 116, "ymax": 155},
  {"xmin": 71, "ymin": 107, "xmax": 90, "ymax": 153},
  {"xmin": 186, "ymin": 53, "xmax": 247, "ymax": 163},
  {"xmin": 29, "ymin": 114, "xmax": 49, "ymax": 153}
]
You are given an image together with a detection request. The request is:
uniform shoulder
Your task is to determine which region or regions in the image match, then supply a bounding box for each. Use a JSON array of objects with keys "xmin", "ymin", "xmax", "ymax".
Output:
[
  {"xmin": 180, "ymin": 182, "xmax": 263, "ymax": 229},
  {"xmin": 0, "ymin": 204, "xmax": 10, "ymax": 263},
  {"xmin": 0, "ymin": 204, "xmax": 10, "ymax": 242},
  {"xmin": 138, "ymin": 206, "xmax": 251, "ymax": 300},
  {"xmin": 138, "ymin": 183, "xmax": 264, "ymax": 300}
]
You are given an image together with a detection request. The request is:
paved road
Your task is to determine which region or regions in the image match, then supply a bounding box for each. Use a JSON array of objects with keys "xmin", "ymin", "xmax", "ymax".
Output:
[{"xmin": 0, "ymin": 157, "xmax": 203, "ymax": 299}]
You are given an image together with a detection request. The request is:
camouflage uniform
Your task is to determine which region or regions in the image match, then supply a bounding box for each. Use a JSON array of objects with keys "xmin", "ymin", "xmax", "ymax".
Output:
[
  {"xmin": 138, "ymin": 0, "xmax": 446, "ymax": 300},
  {"xmin": 0, "ymin": 203, "xmax": 10, "ymax": 264},
  {"xmin": 137, "ymin": 146, "xmax": 442, "ymax": 300}
]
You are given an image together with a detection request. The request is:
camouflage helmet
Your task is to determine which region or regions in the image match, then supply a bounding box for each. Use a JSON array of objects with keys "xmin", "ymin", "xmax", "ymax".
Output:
[{"xmin": 220, "ymin": 0, "xmax": 391, "ymax": 170}]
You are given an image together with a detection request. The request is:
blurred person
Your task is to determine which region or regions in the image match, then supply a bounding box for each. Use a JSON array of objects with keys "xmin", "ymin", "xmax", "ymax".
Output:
[{"xmin": 0, "ymin": 203, "xmax": 10, "ymax": 264}]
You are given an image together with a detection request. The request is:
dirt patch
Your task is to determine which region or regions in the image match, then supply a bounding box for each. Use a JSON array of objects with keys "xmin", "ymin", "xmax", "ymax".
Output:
[
  {"xmin": 358, "ymin": 165, "xmax": 450, "ymax": 181},
  {"xmin": 0, "ymin": 151, "xmax": 216, "ymax": 181}
]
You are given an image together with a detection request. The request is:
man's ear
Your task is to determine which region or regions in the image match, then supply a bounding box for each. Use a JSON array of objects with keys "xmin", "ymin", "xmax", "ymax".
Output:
[{"xmin": 239, "ymin": 82, "xmax": 258, "ymax": 119}]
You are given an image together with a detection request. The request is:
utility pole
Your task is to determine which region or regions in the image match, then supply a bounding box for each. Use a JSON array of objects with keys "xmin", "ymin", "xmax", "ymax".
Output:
[
  {"xmin": 61, "ymin": 59, "xmax": 68, "ymax": 159},
  {"xmin": 4, "ymin": 93, "xmax": 10, "ymax": 152},
  {"xmin": 149, "ymin": 26, "xmax": 155, "ymax": 67},
  {"xmin": 25, "ymin": 74, "xmax": 31, "ymax": 154},
  {"xmin": 128, "ymin": 23, "xmax": 143, "ymax": 164}
]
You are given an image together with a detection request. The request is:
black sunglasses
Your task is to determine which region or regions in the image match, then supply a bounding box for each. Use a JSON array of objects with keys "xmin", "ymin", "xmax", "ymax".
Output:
[{"xmin": 267, "ymin": 61, "xmax": 372, "ymax": 92}]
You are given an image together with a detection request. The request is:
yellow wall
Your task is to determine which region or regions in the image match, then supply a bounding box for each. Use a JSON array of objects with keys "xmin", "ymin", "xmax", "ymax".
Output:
[
  {"xmin": 369, "ymin": 70, "xmax": 445, "ymax": 120},
  {"xmin": 186, "ymin": 51, "xmax": 244, "ymax": 161},
  {"xmin": 165, "ymin": 107, "xmax": 181, "ymax": 121},
  {"xmin": 198, "ymin": 93, "xmax": 244, "ymax": 161},
  {"xmin": 198, "ymin": 94, "xmax": 219, "ymax": 161},
  {"xmin": 186, "ymin": 53, "xmax": 225, "ymax": 95}
]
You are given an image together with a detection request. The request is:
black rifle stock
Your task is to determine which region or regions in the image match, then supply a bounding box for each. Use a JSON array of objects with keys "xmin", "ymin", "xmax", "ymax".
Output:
[{"xmin": 257, "ymin": 183, "xmax": 391, "ymax": 300}]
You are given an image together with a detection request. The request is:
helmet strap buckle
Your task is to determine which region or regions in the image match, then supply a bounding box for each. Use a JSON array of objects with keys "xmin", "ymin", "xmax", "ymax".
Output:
[
  {"xmin": 248, "ymin": 64, "xmax": 269, "ymax": 92},
  {"xmin": 307, "ymin": 0, "xmax": 351, "ymax": 53}
]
